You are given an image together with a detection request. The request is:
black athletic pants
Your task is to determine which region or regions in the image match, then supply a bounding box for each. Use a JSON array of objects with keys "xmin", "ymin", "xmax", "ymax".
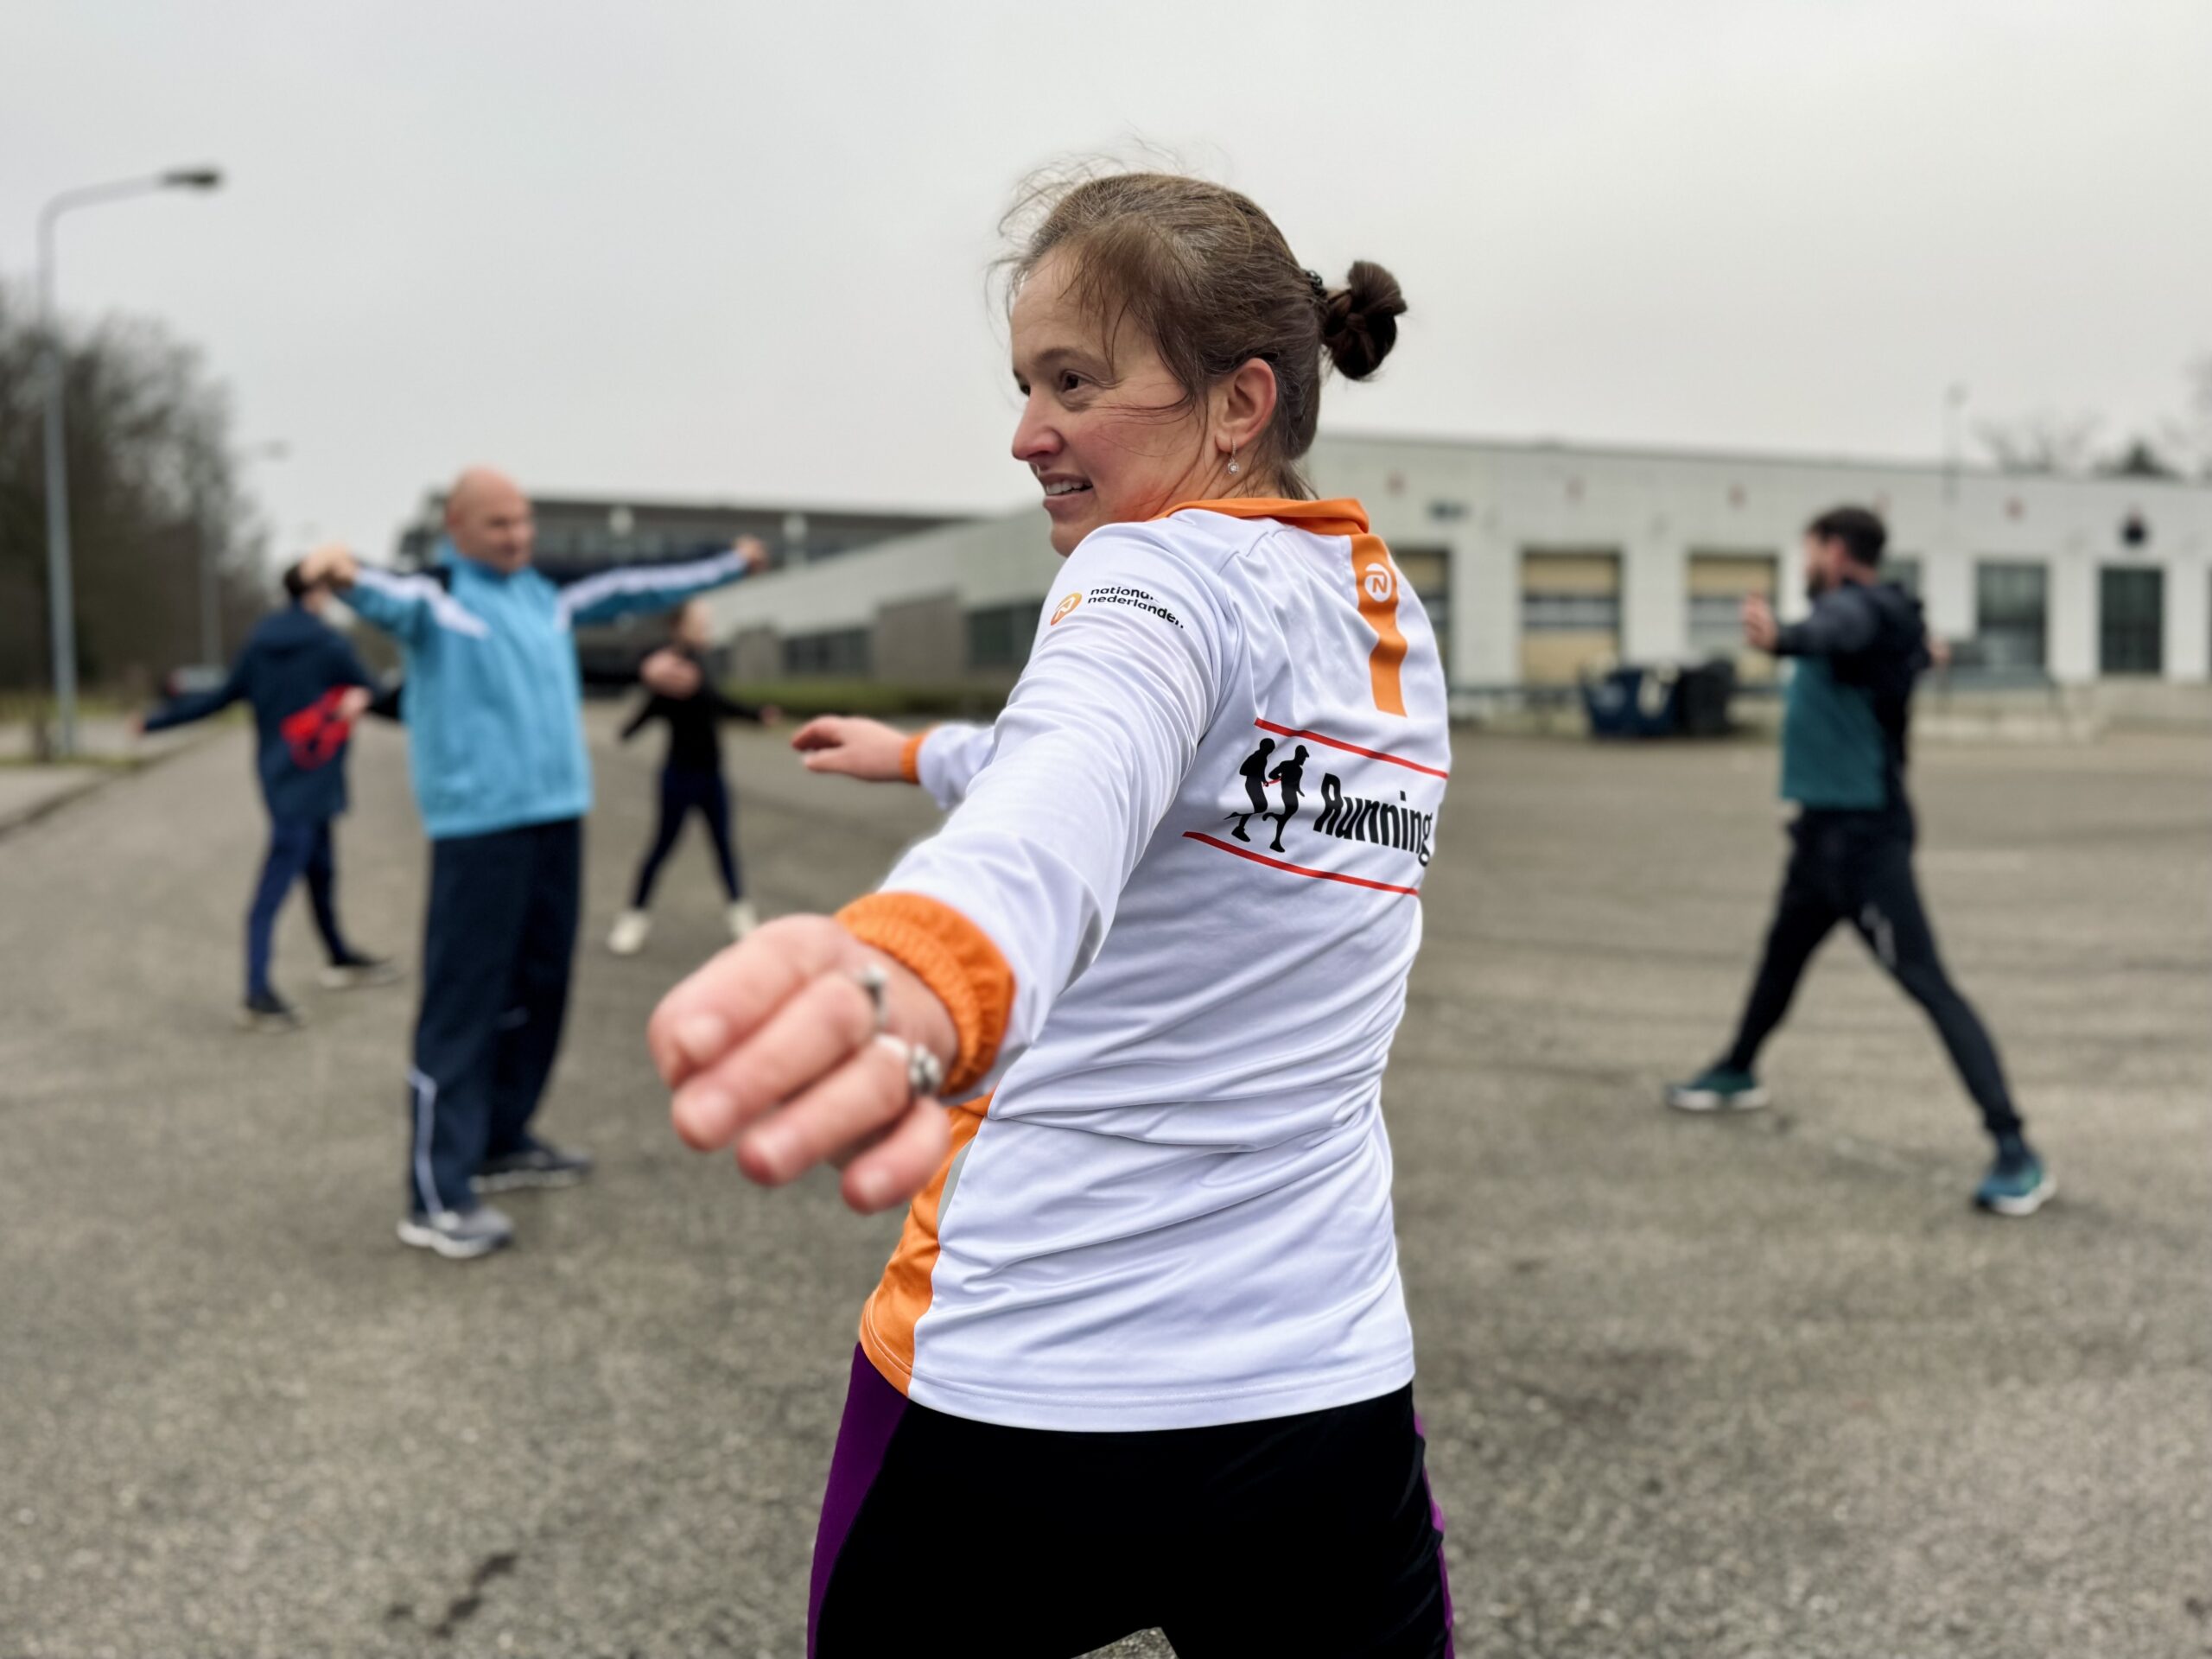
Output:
[
  {"xmin": 1725, "ymin": 810, "xmax": 2021, "ymax": 1138},
  {"xmin": 630, "ymin": 765, "xmax": 741, "ymax": 907},
  {"xmin": 810, "ymin": 1348, "xmax": 1453, "ymax": 1657},
  {"xmin": 406, "ymin": 818, "xmax": 582, "ymax": 1217}
]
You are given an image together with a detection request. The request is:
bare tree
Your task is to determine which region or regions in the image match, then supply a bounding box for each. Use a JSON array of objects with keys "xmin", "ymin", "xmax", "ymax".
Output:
[
  {"xmin": 2098, "ymin": 358, "xmax": 2212, "ymax": 480},
  {"xmin": 1973, "ymin": 410, "xmax": 2104, "ymax": 475},
  {"xmin": 2164, "ymin": 353, "xmax": 2212, "ymax": 479},
  {"xmin": 0, "ymin": 282, "xmax": 270, "ymax": 693}
]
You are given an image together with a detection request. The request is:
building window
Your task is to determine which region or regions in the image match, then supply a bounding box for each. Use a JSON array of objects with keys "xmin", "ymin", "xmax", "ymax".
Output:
[
  {"xmin": 2099, "ymin": 566, "xmax": 2164, "ymax": 676},
  {"xmin": 1522, "ymin": 594, "xmax": 1621, "ymax": 631},
  {"xmin": 1686, "ymin": 552, "xmax": 1777, "ymax": 669},
  {"xmin": 1887, "ymin": 556, "xmax": 1923, "ymax": 597},
  {"xmin": 782, "ymin": 628, "xmax": 872, "ymax": 677},
  {"xmin": 966, "ymin": 600, "xmax": 1045, "ymax": 672},
  {"xmin": 1974, "ymin": 561, "xmax": 2048, "ymax": 671},
  {"xmin": 1393, "ymin": 546, "xmax": 1452, "ymax": 677},
  {"xmin": 1520, "ymin": 549, "xmax": 1622, "ymax": 686}
]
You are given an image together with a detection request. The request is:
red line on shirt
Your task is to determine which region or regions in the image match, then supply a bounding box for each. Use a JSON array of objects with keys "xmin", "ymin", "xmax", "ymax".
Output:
[
  {"xmin": 1183, "ymin": 832, "xmax": 1422, "ymax": 896},
  {"xmin": 1252, "ymin": 718, "xmax": 1449, "ymax": 779}
]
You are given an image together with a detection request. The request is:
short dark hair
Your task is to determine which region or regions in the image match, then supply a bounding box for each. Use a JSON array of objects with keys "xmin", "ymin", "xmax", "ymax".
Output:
[
  {"xmin": 282, "ymin": 561, "xmax": 314, "ymax": 601},
  {"xmin": 1806, "ymin": 505, "xmax": 1886, "ymax": 567}
]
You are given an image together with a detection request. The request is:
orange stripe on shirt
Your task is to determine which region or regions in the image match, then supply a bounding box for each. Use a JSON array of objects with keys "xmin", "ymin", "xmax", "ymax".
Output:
[
  {"xmin": 1352, "ymin": 534, "xmax": 1408, "ymax": 716},
  {"xmin": 1155, "ymin": 496, "xmax": 1370, "ymax": 540},
  {"xmin": 858, "ymin": 1095, "xmax": 988, "ymax": 1394},
  {"xmin": 898, "ymin": 728, "xmax": 929, "ymax": 786}
]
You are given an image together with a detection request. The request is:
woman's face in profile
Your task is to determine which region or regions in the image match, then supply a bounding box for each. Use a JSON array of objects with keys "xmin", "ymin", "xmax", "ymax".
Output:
[{"xmin": 1008, "ymin": 248, "xmax": 1215, "ymax": 556}]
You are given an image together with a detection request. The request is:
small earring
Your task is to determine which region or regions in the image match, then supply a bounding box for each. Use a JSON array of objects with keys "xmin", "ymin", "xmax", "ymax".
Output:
[{"xmin": 1226, "ymin": 449, "xmax": 1241, "ymax": 476}]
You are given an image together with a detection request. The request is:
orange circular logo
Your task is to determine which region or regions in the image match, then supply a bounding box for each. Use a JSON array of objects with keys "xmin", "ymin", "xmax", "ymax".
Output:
[
  {"xmin": 1363, "ymin": 566, "xmax": 1396, "ymax": 605},
  {"xmin": 1051, "ymin": 592, "xmax": 1083, "ymax": 625}
]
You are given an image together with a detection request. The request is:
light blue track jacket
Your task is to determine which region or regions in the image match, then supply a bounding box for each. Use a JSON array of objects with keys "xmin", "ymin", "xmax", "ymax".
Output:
[{"xmin": 344, "ymin": 541, "xmax": 752, "ymax": 841}]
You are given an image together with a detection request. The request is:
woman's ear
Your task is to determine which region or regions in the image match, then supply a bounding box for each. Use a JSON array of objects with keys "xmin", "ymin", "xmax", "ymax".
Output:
[{"xmin": 1214, "ymin": 357, "xmax": 1280, "ymax": 461}]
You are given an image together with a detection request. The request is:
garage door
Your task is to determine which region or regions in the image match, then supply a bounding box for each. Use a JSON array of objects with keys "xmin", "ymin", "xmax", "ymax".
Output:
[
  {"xmin": 1688, "ymin": 552, "xmax": 1779, "ymax": 682},
  {"xmin": 1520, "ymin": 550, "xmax": 1620, "ymax": 685}
]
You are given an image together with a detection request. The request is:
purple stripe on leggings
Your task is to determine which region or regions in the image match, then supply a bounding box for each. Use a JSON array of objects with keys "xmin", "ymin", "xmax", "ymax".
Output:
[
  {"xmin": 1414, "ymin": 1410, "xmax": 1456, "ymax": 1656},
  {"xmin": 807, "ymin": 1346, "xmax": 909, "ymax": 1658}
]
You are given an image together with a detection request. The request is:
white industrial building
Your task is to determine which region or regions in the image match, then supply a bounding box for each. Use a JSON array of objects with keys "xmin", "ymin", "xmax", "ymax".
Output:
[{"xmin": 705, "ymin": 433, "xmax": 2212, "ymax": 696}]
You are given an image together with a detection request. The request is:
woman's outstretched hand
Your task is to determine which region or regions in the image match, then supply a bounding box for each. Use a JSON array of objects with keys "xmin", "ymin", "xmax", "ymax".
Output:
[
  {"xmin": 649, "ymin": 916, "xmax": 957, "ymax": 1214},
  {"xmin": 791, "ymin": 715, "xmax": 911, "ymax": 782}
]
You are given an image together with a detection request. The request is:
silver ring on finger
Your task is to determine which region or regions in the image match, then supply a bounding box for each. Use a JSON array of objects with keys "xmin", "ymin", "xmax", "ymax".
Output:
[
  {"xmin": 874, "ymin": 1033, "xmax": 947, "ymax": 1105},
  {"xmin": 850, "ymin": 963, "xmax": 890, "ymax": 1036}
]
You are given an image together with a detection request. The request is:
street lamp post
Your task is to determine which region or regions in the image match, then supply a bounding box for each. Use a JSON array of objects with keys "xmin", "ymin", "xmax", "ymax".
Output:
[{"xmin": 38, "ymin": 166, "xmax": 222, "ymax": 756}]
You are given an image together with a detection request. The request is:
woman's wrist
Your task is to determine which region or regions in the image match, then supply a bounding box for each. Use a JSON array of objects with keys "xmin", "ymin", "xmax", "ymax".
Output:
[
  {"xmin": 862, "ymin": 947, "xmax": 958, "ymax": 1076},
  {"xmin": 836, "ymin": 892, "xmax": 1016, "ymax": 1096}
]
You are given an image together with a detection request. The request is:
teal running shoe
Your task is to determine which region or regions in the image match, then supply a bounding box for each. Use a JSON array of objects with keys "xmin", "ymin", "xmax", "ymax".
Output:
[
  {"xmin": 1974, "ymin": 1135, "xmax": 2054, "ymax": 1217},
  {"xmin": 1665, "ymin": 1065, "xmax": 1769, "ymax": 1113}
]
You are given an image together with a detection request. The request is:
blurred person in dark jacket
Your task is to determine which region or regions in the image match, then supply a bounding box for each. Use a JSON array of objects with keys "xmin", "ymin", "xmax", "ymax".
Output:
[
  {"xmin": 1666, "ymin": 506, "xmax": 2051, "ymax": 1217},
  {"xmin": 140, "ymin": 561, "xmax": 401, "ymax": 1030}
]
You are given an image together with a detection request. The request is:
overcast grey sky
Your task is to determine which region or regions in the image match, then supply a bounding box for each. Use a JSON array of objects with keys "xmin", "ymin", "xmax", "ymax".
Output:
[{"xmin": 5, "ymin": 0, "xmax": 2206, "ymax": 557}]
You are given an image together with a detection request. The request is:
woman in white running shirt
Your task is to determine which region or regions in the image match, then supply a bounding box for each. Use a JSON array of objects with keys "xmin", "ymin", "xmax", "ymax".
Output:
[{"xmin": 652, "ymin": 171, "xmax": 1453, "ymax": 1657}]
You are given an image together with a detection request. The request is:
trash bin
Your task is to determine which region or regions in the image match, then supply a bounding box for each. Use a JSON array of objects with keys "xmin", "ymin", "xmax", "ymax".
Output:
[
  {"xmin": 1676, "ymin": 658, "xmax": 1737, "ymax": 736},
  {"xmin": 1580, "ymin": 660, "xmax": 1737, "ymax": 739},
  {"xmin": 1580, "ymin": 663, "xmax": 1682, "ymax": 738}
]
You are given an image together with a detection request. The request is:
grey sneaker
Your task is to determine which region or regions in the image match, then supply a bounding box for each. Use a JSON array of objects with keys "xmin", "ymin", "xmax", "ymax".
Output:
[
  {"xmin": 321, "ymin": 952, "xmax": 403, "ymax": 990},
  {"xmin": 474, "ymin": 1141, "xmax": 594, "ymax": 1194},
  {"xmin": 1665, "ymin": 1065, "xmax": 1769, "ymax": 1112},
  {"xmin": 397, "ymin": 1205, "xmax": 514, "ymax": 1260},
  {"xmin": 238, "ymin": 989, "xmax": 307, "ymax": 1032}
]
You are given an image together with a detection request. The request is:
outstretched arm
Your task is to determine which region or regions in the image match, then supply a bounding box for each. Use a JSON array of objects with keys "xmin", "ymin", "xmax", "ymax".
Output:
[
  {"xmin": 141, "ymin": 657, "xmax": 247, "ymax": 734},
  {"xmin": 302, "ymin": 543, "xmax": 483, "ymax": 646},
  {"xmin": 556, "ymin": 537, "xmax": 768, "ymax": 630},
  {"xmin": 709, "ymin": 686, "xmax": 773, "ymax": 724},
  {"xmin": 1752, "ymin": 587, "xmax": 1879, "ymax": 658},
  {"xmin": 651, "ymin": 527, "xmax": 1226, "ymax": 1213},
  {"xmin": 791, "ymin": 718, "xmax": 993, "ymax": 810}
]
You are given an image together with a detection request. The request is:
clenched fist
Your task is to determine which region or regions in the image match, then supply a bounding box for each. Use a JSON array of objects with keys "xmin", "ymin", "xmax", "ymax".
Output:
[{"xmin": 649, "ymin": 916, "xmax": 957, "ymax": 1213}]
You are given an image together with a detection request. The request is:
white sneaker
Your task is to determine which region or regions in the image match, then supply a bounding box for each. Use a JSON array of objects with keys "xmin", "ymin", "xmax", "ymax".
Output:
[
  {"xmin": 727, "ymin": 899, "xmax": 760, "ymax": 941},
  {"xmin": 607, "ymin": 909, "xmax": 652, "ymax": 956}
]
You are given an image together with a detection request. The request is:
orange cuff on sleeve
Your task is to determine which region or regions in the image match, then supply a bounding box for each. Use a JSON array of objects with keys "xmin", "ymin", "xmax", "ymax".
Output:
[
  {"xmin": 837, "ymin": 892, "xmax": 1014, "ymax": 1096},
  {"xmin": 898, "ymin": 728, "xmax": 930, "ymax": 786}
]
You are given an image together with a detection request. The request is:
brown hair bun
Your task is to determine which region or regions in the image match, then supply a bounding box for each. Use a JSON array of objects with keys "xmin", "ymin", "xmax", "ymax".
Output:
[{"xmin": 1321, "ymin": 261, "xmax": 1408, "ymax": 381}]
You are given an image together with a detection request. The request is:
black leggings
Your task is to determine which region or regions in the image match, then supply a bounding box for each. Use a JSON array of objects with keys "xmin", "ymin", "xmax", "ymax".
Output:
[
  {"xmin": 630, "ymin": 766, "xmax": 740, "ymax": 907},
  {"xmin": 1726, "ymin": 812, "xmax": 2020, "ymax": 1137},
  {"xmin": 810, "ymin": 1349, "xmax": 1453, "ymax": 1657}
]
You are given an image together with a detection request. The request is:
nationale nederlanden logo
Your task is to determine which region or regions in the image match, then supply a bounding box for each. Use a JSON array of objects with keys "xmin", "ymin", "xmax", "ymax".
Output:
[
  {"xmin": 1051, "ymin": 592, "xmax": 1083, "ymax": 625},
  {"xmin": 1362, "ymin": 564, "xmax": 1395, "ymax": 606}
]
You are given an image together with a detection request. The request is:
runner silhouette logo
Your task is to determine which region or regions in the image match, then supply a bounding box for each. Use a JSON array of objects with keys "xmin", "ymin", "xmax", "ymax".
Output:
[
  {"xmin": 1051, "ymin": 593, "xmax": 1083, "ymax": 626},
  {"xmin": 1195, "ymin": 722, "xmax": 1442, "ymax": 887},
  {"xmin": 1224, "ymin": 737, "xmax": 1312, "ymax": 854}
]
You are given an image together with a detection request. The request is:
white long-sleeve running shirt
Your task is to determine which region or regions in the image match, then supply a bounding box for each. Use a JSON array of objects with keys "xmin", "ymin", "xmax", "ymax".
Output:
[{"xmin": 839, "ymin": 498, "xmax": 1451, "ymax": 1432}]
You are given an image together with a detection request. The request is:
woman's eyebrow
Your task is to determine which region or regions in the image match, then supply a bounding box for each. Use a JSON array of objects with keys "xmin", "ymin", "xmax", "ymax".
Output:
[{"xmin": 1023, "ymin": 346, "xmax": 1098, "ymax": 374}]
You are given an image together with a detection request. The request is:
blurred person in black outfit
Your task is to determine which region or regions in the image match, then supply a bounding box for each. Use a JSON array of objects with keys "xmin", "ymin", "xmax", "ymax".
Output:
[{"xmin": 607, "ymin": 600, "xmax": 779, "ymax": 957}]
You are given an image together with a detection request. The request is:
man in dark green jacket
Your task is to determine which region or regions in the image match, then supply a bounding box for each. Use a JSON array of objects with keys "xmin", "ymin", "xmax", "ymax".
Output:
[{"xmin": 1667, "ymin": 506, "xmax": 2052, "ymax": 1217}]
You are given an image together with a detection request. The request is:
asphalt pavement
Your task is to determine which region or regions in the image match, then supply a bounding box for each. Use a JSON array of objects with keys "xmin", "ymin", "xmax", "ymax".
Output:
[{"xmin": 1, "ymin": 712, "xmax": 2204, "ymax": 1658}]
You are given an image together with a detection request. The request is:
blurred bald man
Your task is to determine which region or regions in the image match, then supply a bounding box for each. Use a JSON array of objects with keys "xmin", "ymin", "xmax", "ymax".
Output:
[{"xmin": 305, "ymin": 470, "xmax": 765, "ymax": 1259}]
